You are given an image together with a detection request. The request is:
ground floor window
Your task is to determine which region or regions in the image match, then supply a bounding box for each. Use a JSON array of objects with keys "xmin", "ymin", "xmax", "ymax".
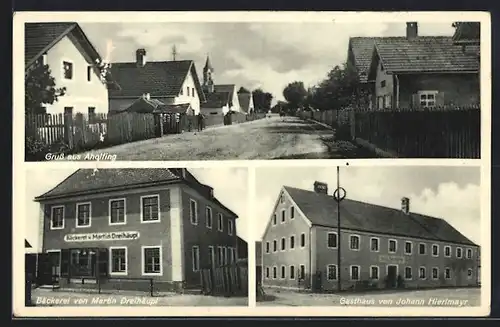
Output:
[
  {"xmin": 418, "ymin": 90, "xmax": 438, "ymax": 109},
  {"xmin": 432, "ymin": 267, "xmax": 439, "ymax": 280},
  {"xmin": 350, "ymin": 265, "xmax": 360, "ymax": 281},
  {"xmin": 192, "ymin": 246, "xmax": 200, "ymax": 272},
  {"xmin": 281, "ymin": 266, "xmax": 286, "ymax": 279},
  {"xmin": 109, "ymin": 247, "xmax": 127, "ymax": 275},
  {"xmin": 327, "ymin": 264, "xmax": 337, "ymax": 281},
  {"xmin": 404, "ymin": 267, "xmax": 412, "ymax": 280},
  {"xmin": 419, "ymin": 267, "xmax": 426, "ymax": 280},
  {"xmin": 143, "ymin": 246, "xmax": 161, "ymax": 275},
  {"xmin": 445, "ymin": 268, "xmax": 451, "ymax": 279},
  {"xmin": 273, "ymin": 266, "xmax": 277, "ymax": 279},
  {"xmin": 468, "ymin": 269, "xmax": 473, "ymax": 279},
  {"xmin": 266, "ymin": 267, "xmax": 270, "ymax": 278},
  {"xmin": 299, "ymin": 265, "xmax": 305, "ymax": 280},
  {"xmin": 370, "ymin": 266, "xmax": 379, "ymax": 280},
  {"xmin": 289, "ymin": 266, "xmax": 295, "ymax": 280}
]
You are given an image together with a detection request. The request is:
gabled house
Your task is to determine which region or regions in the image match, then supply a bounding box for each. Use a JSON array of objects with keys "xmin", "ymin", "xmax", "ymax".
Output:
[
  {"xmin": 261, "ymin": 182, "xmax": 479, "ymax": 292},
  {"xmin": 348, "ymin": 22, "xmax": 480, "ymax": 110},
  {"xmin": 108, "ymin": 49, "xmax": 206, "ymax": 116},
  {"xmin": 237, "ymin": 90, "xmax": 255, "ymax": 115},
  {"xmin": 34, "ymin": 168, "xmax": 239, "ymax": 291},
  {"xmin": 25, "ymin": 22, "xmax": 113, "ymax": 115}
]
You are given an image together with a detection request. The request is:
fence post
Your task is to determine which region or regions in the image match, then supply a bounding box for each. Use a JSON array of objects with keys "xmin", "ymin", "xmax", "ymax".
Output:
[
  {"xmin": 63, "ymin": 113, "xmax": 74, "ymax": 149},
  {"xmin": 150, "ymin": 278, "xmax": 153, "ymax": 297}
]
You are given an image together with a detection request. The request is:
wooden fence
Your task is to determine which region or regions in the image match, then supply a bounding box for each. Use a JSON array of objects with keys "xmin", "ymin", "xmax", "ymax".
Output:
[
  {"xmin": 200, "ymin": 264, "xmax": 248, "ymax": 297},
  {"xmin": 299, "ymin": 106, "xmax": 480, "ymax": 159}
]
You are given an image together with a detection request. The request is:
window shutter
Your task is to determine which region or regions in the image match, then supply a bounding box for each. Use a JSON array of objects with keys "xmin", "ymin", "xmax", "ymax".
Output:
[
  {"xmin": 411, "ymin": 94, "xmax": 420, "ymax": 109},
  {"xmin": 435, "ymin": 92, "xmax": 445, "ymax": 108},
  {"xmin": 60, "ymin": 249, "xmax": 70, "ymax": 277}
]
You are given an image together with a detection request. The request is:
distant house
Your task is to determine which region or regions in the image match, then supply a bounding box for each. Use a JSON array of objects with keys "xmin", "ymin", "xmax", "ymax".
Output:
[
  {"xmin": 116, "ymin": 94, "xmax": 193, "ymax": 116},
  {"xmin": 108, "ymin": 49, "xmax": 206, "ymax": 116},
  {"xmin": 200, "ymin": 55, "xmax": 241, "ymax": 116},
  {"xmin": 237, "ymin": 89, "xmax": 255, "ymax": 115},
  {"xmin": 348, "ymin": 22, "xmax": 480, "ymax": 110},
  {"xmin": 256, "ymin": 241, "xmax": 262, "ymax": 285},
  {"xmin": 25, "ymin": 22, "xmax": 112, "ymax": 115},
  {"xmin": 237, "ymin": 237, "xmax": 248, "ymax": 260}
]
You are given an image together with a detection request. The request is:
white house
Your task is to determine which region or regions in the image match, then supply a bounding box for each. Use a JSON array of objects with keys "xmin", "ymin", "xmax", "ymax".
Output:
[
  {"xmin": 25, "ymin": 22, "xmax": 110, "ymax": 115},
  {"xmin": 108, "ymin": 49, "xmax": 206, "ymax": 115}
]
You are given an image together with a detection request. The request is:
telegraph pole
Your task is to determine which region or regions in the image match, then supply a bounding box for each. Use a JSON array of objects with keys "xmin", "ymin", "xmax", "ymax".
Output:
[
  {"xmin": 334, "ymin": 166, "xmax": 346, "ymax": 292},
  {"xmin": 172, "ymin": 45, "xmax": 177, "ymax": 61}
]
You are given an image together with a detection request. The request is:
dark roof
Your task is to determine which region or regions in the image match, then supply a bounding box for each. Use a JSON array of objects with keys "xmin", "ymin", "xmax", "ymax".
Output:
[
  {"xmin": 35, "ymin": 168, "xmax": 238, "ymax": 218},
  {"xmin": 116, "ymin": 97, "xmax": 192, "ymax": 114},
  {"xmin": 25, "ymin": 240, "xmax": 32, "ymax": 248},
  {"xmin": 202, "ymin": 91, "xmax": 231, "ymax": 108},
  {"xmin": 348, "ymin": 37, "xmax": 377, "ymax": 83},
  {"xmin": 284, "ymin": 186, "xmax": 477, "ymax": 246},
  {"xmin": 108, "ymin": 60, "xmax": 206, "ymax": 101},
  {"xmin": 238, "ymin": 93, "xmax": 252, "ymax": 113},
  {"xmin": 452, "ymin": 22, "xmax": 480, "ymax": 43}
]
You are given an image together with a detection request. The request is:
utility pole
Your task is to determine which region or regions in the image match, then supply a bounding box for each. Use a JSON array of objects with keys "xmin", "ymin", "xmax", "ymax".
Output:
[
  {"xmin": 334, "ymin": 166, "xmax": 346, "ymax": 292},
  {"xmin": 172, "ymin": 45, "xmax": 177, "ymax": 61}
]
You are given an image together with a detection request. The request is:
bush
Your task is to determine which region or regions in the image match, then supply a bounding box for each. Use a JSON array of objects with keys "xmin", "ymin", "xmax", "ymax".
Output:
[{"xmin": 25, "ymin": 136, "xmax": 70, "ymax": 161}]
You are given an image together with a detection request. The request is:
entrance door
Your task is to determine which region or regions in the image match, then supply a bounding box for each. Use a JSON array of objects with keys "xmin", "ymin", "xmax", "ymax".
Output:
[{"xmin": 386, "ymin": 265, "xmax": 398, "ymax": 288}]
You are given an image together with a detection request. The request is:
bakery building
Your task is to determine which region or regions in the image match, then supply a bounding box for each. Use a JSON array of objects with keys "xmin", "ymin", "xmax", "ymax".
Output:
[
  {"xmin": 260, "ymin": 182, "xmax": 480, "ymax": 292},
  {"xmin": 35, "ymin": 168, "xmax": 240, "ymax": 291}
]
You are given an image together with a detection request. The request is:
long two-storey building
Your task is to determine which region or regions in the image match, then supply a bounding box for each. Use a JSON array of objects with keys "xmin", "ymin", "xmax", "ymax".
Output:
[
  {"xmin": 261, "ymin": 182, "xmax": 480, "ymax": 292},
  {"xmin": 35, "ymin": 168, "xmax": 240, "ymax": 291}
]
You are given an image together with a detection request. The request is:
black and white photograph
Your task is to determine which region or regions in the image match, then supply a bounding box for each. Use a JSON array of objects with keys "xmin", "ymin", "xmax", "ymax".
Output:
[
  {"xmin": 255, "ymin": 165, "xmax": 483, "ymax": 307},
  {"xmin": 24, "ymin": 167, "xmax": 249, "ymax": 307},
  {"xmin": 22, "ymin": 17, "xmax": 483, "ymax": 161}
]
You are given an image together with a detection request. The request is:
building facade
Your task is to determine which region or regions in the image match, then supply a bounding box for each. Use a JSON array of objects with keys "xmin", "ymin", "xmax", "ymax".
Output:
[
  {"xmin": 35, "ymin": 168, "xmax": 239, "ymax": 291},
  {"xmin": 261, "ymin": 182, "xmax": 480, "ymax": 292}
]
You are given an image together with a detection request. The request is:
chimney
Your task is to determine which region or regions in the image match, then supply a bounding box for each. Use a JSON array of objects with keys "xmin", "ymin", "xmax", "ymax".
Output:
[
  {"xmin": 136, "ymin": 48, "xmax": 146, "ymax": 67},
  {"xmin": 406, "ymin": 22, "xmax": 418, "ymax": 40},
  {"xmin": 401, "ymin": 197, "xmax": 410, "ymax": 214},
  {"xmin": 313, "ymin": 181, "xmax": 328, "ymax": 195}
]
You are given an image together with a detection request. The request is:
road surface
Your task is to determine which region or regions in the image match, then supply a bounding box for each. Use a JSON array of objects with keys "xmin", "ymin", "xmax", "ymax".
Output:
[
  {"xmin": 75, "ymin": 116, "xmax": 351, "ymax": 161},
  {"xmin": 257, "ymin": 287, "xmax": 480, "ymax": 307}
]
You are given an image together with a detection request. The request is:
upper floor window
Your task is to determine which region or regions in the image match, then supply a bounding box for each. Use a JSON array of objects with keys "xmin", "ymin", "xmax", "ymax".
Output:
[
  {"xmin": 290, "ymin": 235, "xmax": 295, "ymax": 249},
  {"xmin": 456, "ymin": 247, "xmax": 463, "ymax": 258},
  {"xmin": 218, "ymin": 213, "xmax": 224, "ymax": 231},
  {"xmin": 281, "ymin": 237, "xmax": 286, "ymax": 251},
  {"xmin": 405, "ymin": 241, "xmax": 413, "ymax": 255},
  {"xmin": 109, "ymin": 198, "xmax": 126, "ymax": 225},
  {"xmin": 466, "ymin": 248, "xmax": 473, "ymax": 259},
  {"xmin": 281, "ymin": 209, "xmax": 286, "ymax": 223},
  {"xmin": 63, "ymin": 61, "xmax": 73, "ymax": 80},
  {"xmin": 189, "ymin": 199, "xmax": 198, "ymax": 225},
  {"xmin": 228, "ymin": 219, "xmax": 234, "ymax": 235},
  {"xmin": 205, "ymin": 206, "xmax": 213, "ymax": 229},
  {"xmin": 419, "ymin": 243, "xmax": 426, "ymax": 255},
  {"xmin": 380, "ymin": 80, "xmax": 386, "ymax": 88},
  {"xmin": 76, "ymin": 202, "xmax": 91, "ymax": 227},
  {"xmin": 265, "ymin": 242, "xmax": 270, "ymax": 253},
  {"xmin": 300, "ymin": 233, "xmax": 306, "ymax": 247},
  {"xmin": 141, "ymin": 195, "xmax": 160, "ymax": 223},
  {"xmin": 370, "ymin": 238, "xmax": 379, "ymax": 252},
  {"xmin": 280, "ymin": 194, "xmax": 284, "ymax": 203},
  {"xmin": 388, "ymin": 239, "xmax": 397, "ymax": 253},
  {"xmin": 444, "ymin": 245, "xmax": 451, "ymax": 257},
  {"xmin": 432, "ymin": 244, "xmax": 439, "ymax": 257},
  {"xmin": 327, "ymin": 232, "xmax": 338, "ymax": 249},
  {"xmin": 272, "ymin": 214, "xmax": 277, "ymax": 226},
  {"xmin": 350, "ymin": 235, "xmax": 360, "ymax": 251},
  {"xmin": 290, "ymin": 206, "xmax": 295, "ymax": 219},
  {"xmin": 87, "ymin": 66, "xmax": 92, "ymax": 82},
  {"xmin": 273, "ymin": 240, "xmax": 277, "ymax": 252},
  {"xmin": 187, "ymin": 87, "xmax": 190, "ymax": 96},
  {"xmin": 51, "ymin": 205, "xmax": 65, "ymax": 229},
  {"xmin": 192, "ymin": 87, "xmax": 195, "ymax": 97}
]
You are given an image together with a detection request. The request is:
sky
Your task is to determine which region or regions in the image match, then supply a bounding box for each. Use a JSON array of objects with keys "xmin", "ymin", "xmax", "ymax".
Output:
[
  {"xmin": 79, "ymin": 21, "xmax": 457, "ymax": 103},
  {"xmin": 24, "ymin": 167, "xmax": 248, "ymax": 252},
  {"xmin": 254, "ymin": 166, "xmax": 482, "ymax": 245}
]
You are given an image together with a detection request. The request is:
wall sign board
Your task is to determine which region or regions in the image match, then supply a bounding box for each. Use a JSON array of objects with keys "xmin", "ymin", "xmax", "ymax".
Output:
[{"xmin": 64, "ymin": 232, "xmax": 140, "ymax": 242}]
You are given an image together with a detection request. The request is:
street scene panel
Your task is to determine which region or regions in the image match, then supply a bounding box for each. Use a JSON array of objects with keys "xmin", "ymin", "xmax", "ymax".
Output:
[
  {"xmin": 255, "ymin": 166, "xmax": 482, "ymax": 307},
  {"xmin": 23, "ymin": 19, "xmax": 481, "ymax": 161},
  {"xmin": 24, "ymin": 167, "xmax": 249, "ymax": 306}
]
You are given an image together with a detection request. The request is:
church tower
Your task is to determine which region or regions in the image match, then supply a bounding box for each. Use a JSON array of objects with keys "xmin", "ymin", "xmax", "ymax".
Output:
[{"xmin": 203, "ymin": 54, "xmax": 215, "ymax": 93}]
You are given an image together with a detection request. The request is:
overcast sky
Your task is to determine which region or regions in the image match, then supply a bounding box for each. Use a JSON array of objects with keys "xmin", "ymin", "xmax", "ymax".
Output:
[
  {"xmin": 79, "ymin": 21, "xmax": 456, "ymax": 103},
  {"xmin": 255, "ymin": 166, "xmax": 482, "ymax": 245},
  {"xmin": 24, "ymin": 167, "xmax": 248, "ymax": 252}
]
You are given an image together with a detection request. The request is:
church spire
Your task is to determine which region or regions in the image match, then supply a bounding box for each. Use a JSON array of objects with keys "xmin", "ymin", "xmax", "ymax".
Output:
[{"xmin": 204, "ymin": 54, "xmax": 213, "ymax": 72}]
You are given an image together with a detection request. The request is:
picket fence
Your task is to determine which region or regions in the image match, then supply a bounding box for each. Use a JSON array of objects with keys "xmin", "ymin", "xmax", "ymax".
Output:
[
  {"xmin": 199, "ymin": 263, "xmax": 248, "ymax": 297},
  {"xmin": 299, "ymin": 106, "xmax": 480, "ymax": 159}
]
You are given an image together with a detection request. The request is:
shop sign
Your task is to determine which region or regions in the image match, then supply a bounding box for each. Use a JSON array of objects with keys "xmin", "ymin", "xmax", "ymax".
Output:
[
  {"xmin": 378, "ymin": 255, "xmax": 406, "ymax": 264},
  {"xmin": 64, "ymin": 231, "xmax": 140, "ymax": 242}
]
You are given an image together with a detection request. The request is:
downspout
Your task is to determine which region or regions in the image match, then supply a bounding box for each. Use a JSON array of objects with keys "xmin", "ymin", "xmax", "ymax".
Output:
[{"xmin": 395, "ymin": 74, "xmax": 400, "ymax": 108}]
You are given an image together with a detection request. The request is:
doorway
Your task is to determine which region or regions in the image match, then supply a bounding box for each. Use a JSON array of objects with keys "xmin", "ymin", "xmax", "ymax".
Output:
[{"xmin": 386, "ymin": 265, "xmax": 398, "ymax": 288}]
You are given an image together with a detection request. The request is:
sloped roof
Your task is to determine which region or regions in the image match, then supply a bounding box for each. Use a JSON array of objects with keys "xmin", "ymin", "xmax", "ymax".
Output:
[
  {"xmin": 109, "ymin": 60, "xmax": 206, "ymax": 101},
  {"xmin": 35, "ymin": 168, "xmax": 238, "ymax": 218},
  {"xmin": 452, "ymin": 22, "xmax": 480, "ymax": 43},
  {"xmin": 238, "ymin": 92, "xmax": 252, "ymax": 113},
  {"xmin": 348, "ymin": 37, "xmax": 377, "ymax": 82},
  {"xmin": 214, "ymin": 84, "xmax": 235, "ymax": 94},
  {"xmin": 202, "ymin": 91, "xmax": 231, "ymax": 108},
  {"xmin": 117, "ymin": 97, "xmax": 192, "ymax": 114},
  {"xmin": 284, "ymin": 186, "xmax": 477, "ymax": 246}
]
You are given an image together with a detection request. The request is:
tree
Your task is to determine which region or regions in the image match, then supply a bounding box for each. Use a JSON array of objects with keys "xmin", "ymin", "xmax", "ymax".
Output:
[
  {"xmin": 283, "ymin": 81, "xmax": 307, "ymax": 109},
  {"xmin": 252, "ymin": 88, "xmax": 273, "ymax": 112},
  {"xmin": 238, "ymin": 86, "xmax": 250, "ymax": 94},
  {"xmin": 25, "ymin": 62, "xmax": 66, "ymax": 115}
]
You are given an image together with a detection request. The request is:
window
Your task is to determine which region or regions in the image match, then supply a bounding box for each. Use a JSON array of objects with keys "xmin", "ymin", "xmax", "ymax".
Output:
[
  {"xmin": 404, "ymin": 267, "xmax": 412, "ymax": 280},
  {"xmin": 327, "ymin": 264, "xmax": 338, "ymax": 280},
  {"xmin": 432, "ymin": 244, "xmax": 439, "ymax": 257},
  {"xmin": 265, "ymin": 267, "xmax": 269, "ymax": 278},
  {"xmin": 350, "ymin": 265, "xmax": 360, "ymax": 281},
  {"xmin": 381, "ymin": 80, "xmax": 386, "ymax": 88},
  {"xmin": 218, "ymin": 213, "xmax": 224, "ymax": 231},
  {"xmin": 62, "ymin": 61, "xmax": 73, "ymax": 80},
  {"xmin": 444, "ymin": 246, "xmax": 451, "ymax": 257},
  {"xmin": 142, "ymin": 246, "xmax": 161, "ymax": 275},
  {"xmin": 456, "ymin": 247, "xmax": 463, "ymax": 258},
  {"xmin": 208, "ymin": 246, "xmax": 215, "ymax": 268},
  {"xmin": 290, "ymin": 207, "xmax": 295, "ymax": 219},
  {"xmin": 281, "ymin": 266, "xmax": 286, "ymax": 279},
  {"xmin": 281, "ymin": 237, "xmax": 286, "ymax": 251},
  {"xmin": 192, "ymin": 87, "xmax": 195, "ymax": 97},
  {"xmin": 205, "ymin": 207, "xmax": 213, "ymax": 228},
  {"xmin": 281, "ymin": 209, "xmax": 286, "ymax": 223},
  {"xmin": 273, "ymin": 240, "xmax": 277, "ymax": 252},
  {"xmin": 350, "ymin": 235, "xmax": 360, "ymax": 250},
  {"xmin": 222, "ymin": 247, "xmax": 228, "ymax": 265},
  {"xmin": 327, "ymin": 233, "xmax": 338, "ymax": 249},
  {"xmin": 50, "ymin": 206, "xmax": 64, "ymax": 229},
  {"xmin": 419, "ymin": 267, "xmax": 426, "ymax": 280},
  {"xmin": 228, "ymin": 219, "xmax": 233, "ymax": 235},
  {"xmin": 432, "ymin": 267, "xmax": 439, "ymax": 280},
  {"xmin": 290, "ymin": 266, "xmax": 295, "ymax": 279},
  {"xmin": 467, "ymin": 269, "xmax": 473, "ymax": 279},
  {"xmin": 299, "ymin": 265, "xmax": 305, "ymax": 280},
  {"xmin": 265, "ymin": 242, "xmax": 270, "ymax": 253},
  {"xmin": 272, "ymin": 214, "xmax": 277, "ymax": 225},
  {"xmin": 217, "ymin": 246, "xmax": 223, "ymax": 266},
  {"xmin": 419, "ymin": 90, "xmax": 438, "ymax": 108},
  {"xmin": 273, "ymin": 266, "xmax": 277, "ymax": 279},
  {"xmin": 110, "ymin": 247, "xmax": 127, "ymax": 275},
  {"xmin": 76, "ymin": 202, "xmax": 91, "ymax": 227},
  {"xmin": 280, "ymin": 194, "xmax": 285, "ymax": 203},
  {"xmin": 405, "ymin": 241, "xmax": 412, "ymax": 255},
  {"xmin": 191, "ymin": 246, "xmax": 200, "ymax": 272},
  {"xmin": 370, "ymin": 238, "xmax": 379, "ymax": 252},
  {"xmin": 419, "ymin": 243, "xmax": 427, "ymax": 255},
  {"xmin": 109, "ymin": 199, "xmax": 126, "ymax": 225},
  {"xmin": 141, "ymin": 195, "xmax": 159, "ymax": 222},
  {"xmin": 445, "ymin": 268, "xmax": 451, "ymax": 279},
  {"xmin": 388, "ymin": 239, "xmax": 397, "ymax": 253},
  {"xmin": 300, "ymin": 233, "xmax": 306, "ymax": 247},
  {"xmin": 187, "ymin": 87, "xmax": 190, "ymax": 96},
  {"xmin": 87, "ymin": 66, "xmax": 92, "ymax": 82},
  {"xmin": 189, "ymin": 199, "xmax": 198, "ymax": 225},
  {"xmin": 384, "ymin": 94, "xmax": 392, "ymax": 108},
  {"xmin": 290, "ymin": 235, "xmax": 295, "ymax": 249},
  {"xmin": 466, "ymin": 248, "xmax": 473, "ymax": 259}
]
